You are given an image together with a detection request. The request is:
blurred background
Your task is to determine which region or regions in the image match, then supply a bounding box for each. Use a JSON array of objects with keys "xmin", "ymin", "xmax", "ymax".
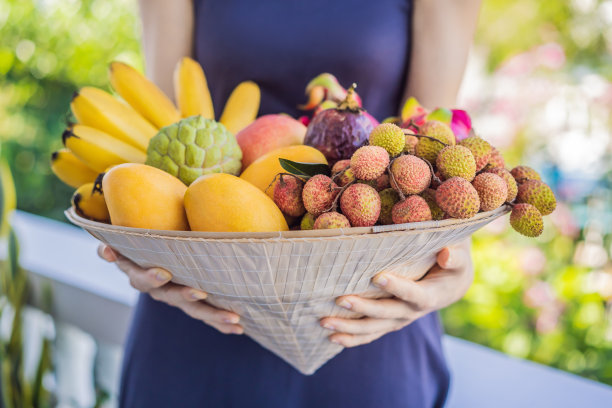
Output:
[{"xmin": 1, "ymin": 0, "xmax": 612, "ymax": 406}]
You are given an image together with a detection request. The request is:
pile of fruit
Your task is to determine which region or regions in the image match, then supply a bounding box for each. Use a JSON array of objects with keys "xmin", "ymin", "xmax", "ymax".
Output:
[{"xmin": 53, "ymin": 59, "xmax": 555, "ymax": 238}]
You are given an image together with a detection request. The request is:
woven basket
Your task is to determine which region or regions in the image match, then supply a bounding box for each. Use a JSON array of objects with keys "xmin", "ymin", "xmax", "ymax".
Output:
[{"xmin": 66, "ymin": 205, "xmax": 509, "ymax": 374}]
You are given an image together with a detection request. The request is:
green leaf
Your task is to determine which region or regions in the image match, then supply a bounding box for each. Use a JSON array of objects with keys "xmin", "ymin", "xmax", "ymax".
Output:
[{"xmin": 278, "ymin": 159, "xmax": 330, "ymax": 178}]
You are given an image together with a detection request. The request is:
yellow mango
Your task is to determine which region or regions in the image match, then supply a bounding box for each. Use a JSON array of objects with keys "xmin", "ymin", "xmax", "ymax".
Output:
[
  {"xmin": 240, "ymin": 145, "xmax": 327, "ymax": 198},
  {"xmin": 185, "ymin": 173, "xmax": 288, "ymax": 232},
  {"xmin": 102, "ymin": 163, "xmax": 189, "ymax": 230}
]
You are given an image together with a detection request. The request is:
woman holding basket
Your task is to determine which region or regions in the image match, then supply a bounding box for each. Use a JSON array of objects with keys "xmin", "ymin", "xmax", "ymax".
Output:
[{"xmin": 99, "ymin": 0, "xmax": 482, "ymax": 406}]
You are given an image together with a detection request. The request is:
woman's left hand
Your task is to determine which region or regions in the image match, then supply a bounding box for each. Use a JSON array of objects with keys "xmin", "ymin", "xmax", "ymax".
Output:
[{"xmin": 320, "ymin": 239, "xmax": 474, "ymax": 348}]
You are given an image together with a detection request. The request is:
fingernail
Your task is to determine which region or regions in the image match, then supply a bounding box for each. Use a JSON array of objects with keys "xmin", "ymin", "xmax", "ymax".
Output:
[
  {"xmin": 374, "ymin": 274, "xmax": 388, "ymax": 287},
  {"xmin": 445, "ymin": 253, "xmax": 453, "ymax": 268},
  {"xmin": 153, "ymin": 268, "xmax": 171, "ymax": 282},
  {"xmin": 323, "ymin": 323, "xmax": 336, "ymax": 330},
  {"xmin": 190, "ymin": 289, "xmax": 207, "ymax": 300},
  {"xmin": 338, "ymin": 299, "xmax": 352, "ymax": 310},
  {"xmin": 224, "ymin": 316, "xmax": 239, "ymax": 324},
  {"xmin": 330, "ymin": 337, "xmax": 341, "ymax": 345},
  {"xmin": 232, "ymin": 327, "xmax": 244, "ymax": 335}
]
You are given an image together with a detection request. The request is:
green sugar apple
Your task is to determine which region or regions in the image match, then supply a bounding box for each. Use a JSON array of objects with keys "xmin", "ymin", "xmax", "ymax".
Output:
[{"xmin": 146, "ymin": 115, "xmax": 242, "ymax": 185}]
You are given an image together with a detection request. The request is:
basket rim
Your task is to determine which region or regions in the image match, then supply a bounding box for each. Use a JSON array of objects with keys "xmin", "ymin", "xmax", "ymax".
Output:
[{"xmin": 65, "ymin": 205, "xmax": 510, "ymax": 243}]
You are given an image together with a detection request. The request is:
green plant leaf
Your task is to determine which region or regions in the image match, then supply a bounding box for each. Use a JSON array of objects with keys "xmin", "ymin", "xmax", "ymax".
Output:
[{"xmin": 278, "ymin": 159, "xmax": 330, "ymax": 178}]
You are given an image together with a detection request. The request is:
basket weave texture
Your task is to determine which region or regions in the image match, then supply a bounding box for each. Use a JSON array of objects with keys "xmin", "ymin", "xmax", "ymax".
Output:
[{"xmin": 66, "ymin": 206, "xmax": 508, "ymax": 374}]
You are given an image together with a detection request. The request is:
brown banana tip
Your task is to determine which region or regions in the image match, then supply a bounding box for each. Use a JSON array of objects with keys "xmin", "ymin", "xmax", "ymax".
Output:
[
  {"xmin": 61, "ymin": 129, "xmax": 77, "ymax": 145},
  {"xmin": 51, "ymin": 151, "xmax": 59, "ymax": 162}
]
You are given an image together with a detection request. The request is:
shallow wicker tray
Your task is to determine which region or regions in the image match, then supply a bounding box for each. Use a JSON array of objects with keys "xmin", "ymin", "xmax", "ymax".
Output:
[{"xmin": 66, "ymin": 205, "xmax": 509, "ymax": 374}]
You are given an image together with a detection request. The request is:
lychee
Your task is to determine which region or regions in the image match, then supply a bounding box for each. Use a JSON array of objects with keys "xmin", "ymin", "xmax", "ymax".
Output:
[
  {"xmin": 339, "ymin": 183, "xmax": 381, "ymax": 227},
  {"xmin": 511, "ymin": 165, "xmax": 541, "ymax": 183},
  {"xmin": 337, "ymin": 168, "xmax": 356, "ymax": 187},
  {"xmin": 350, "ymin": 145, "xmax": 389, "ymax": 181},
  {"xmin": 510, "ymin": 203, "xmax": 543, "ymax": 237},
  {"xmin": 436, "ymin": 145, "xmax": 476, "ymax": 181},
  {"xmin": 390, "ymin": 155, "xmax": 431, "ymax": 195},
  {"xmin": 472, "ymin": 173, "xmax": 508, "ymax": 212},
  {"xmin": 404, "ymin": 135, "xmax": 418, "ymax": 154},
  {"xmin": 420, "ymin": 188, "xmax": 445, "ymax": 220},
  {"xmin": 484, "ymin": 167, "xmax": 517, "ymax": 202},
  {"xmin": 459, "ymin": 136, "xmax": 492, "ymax": 171},
  {"xmin": 378, "ymin": 188, "xmax": 400, "ymax": 225},
  {"xmin": 392, "ymin": 195, "xmax": 432, "ymax": 224},
  {"xmin": 414, "ymin": 120, "xmax": 456, "ymax": 163},
  {"xmin": 359, "ymin": 173, "xmax": 390, "ymax": 191},
  {"xmin": 516, "ymin": 179, "xmax": 556, "ymax": 216},
  {"xmin": 302, "ymin": 174, "xmax": 338, "ymax": 216},
  {"xmin": 486, "ymin": 147, "xmax": 505, "ymax": 169},
  {"xmin": 300, "ymin": 213, "xmax": 316, "ymax": 230},
  {"xmin": 369, "ymin": 123, "xmax": 405, "ymax": 156},
  {"xmin": 314, "ymin": 211, "xmax": 351, "ymax": 229},
  {"xmin": 435, "ymin": 177, "xmax": 480, "ymax": 219},
  {"xmin": 331, "ymin": 159, "xmax": 350, "ymax": 175},
  {"xmin": 273, "ymin": 175, "xmax": 306, "ymax": 217}
]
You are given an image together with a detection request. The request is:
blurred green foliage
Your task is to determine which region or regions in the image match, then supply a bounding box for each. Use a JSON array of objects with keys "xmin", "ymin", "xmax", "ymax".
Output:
[
  {"xmin": 1, "ymin": 0, "xmax": 612, "ymax": 388},
  {"xmin": 0, "ymin": 0, "xmax": 142, "ymax": 220}
]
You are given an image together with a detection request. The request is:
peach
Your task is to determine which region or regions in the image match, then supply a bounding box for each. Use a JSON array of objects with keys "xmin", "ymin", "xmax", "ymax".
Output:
[{"xmin": 236, "ymin": 114, "xmax": 307, "ymax": 168}]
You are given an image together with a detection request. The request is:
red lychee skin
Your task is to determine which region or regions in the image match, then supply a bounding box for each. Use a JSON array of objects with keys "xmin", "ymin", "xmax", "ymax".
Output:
[
  {"xmin": 390, "ymin": 154, "xmax": 431, "ymax": 195},
  {"xmin": 313, "ymin": 211, "xmax": 351, "ymax": 229},
  {"xmin": 484, "ymin": 167, "xmax": 518, "ymax": 202},
  {"xmin": 392, "ymin": 195, "xmax": 432, "ymax": 224},
  {"xmin": 359, "ymin": 173, "xmax": 390, "ymax": 191},
  {"xmin": 486, "ymin": 147, "xmax": 506, "ymax": 169},
  {"xmin": 302, "ymin": 174, "xmax": 339, "ymax": 216},
  {"xmin": 472, "ymin": 172, "xmax": 508, "ymax": 212},
  {"xmin": 510, "ymin": 165, "xmax": 541, "ymax": 183},
  {"xmin": 435, "ymin": 177, "xmax": 480, "ymax": 219},
  {"xmin": 350, "ymin": 145, "xmax": 390, "ymax": 180},
  {"xmin": 336, "ymin": 168, "xmax": 356, "ymax": 187},
  {"xmin": 339, "ymin": 183, "xmax": 381, "ymax": 227},
  {"xmin": 273, "ymin": 175, "xmax": 306, "ymax": 217},
  {"xmin": 331, "ymin": 159, "xmax": 350, "ymax": 175}
]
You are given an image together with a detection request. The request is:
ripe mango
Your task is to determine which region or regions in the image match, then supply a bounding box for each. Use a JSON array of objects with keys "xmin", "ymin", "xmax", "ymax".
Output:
[
  {"xmin": 102, "ymin": 163, "xmax": 189, "ymax": 230},
  {"xmin": 185, "ymin": 173, "xmax": 288, "ymax": 232},
  {"xmin": 240, "ymin": 145, "xmax": 327, "ymax": 198}
]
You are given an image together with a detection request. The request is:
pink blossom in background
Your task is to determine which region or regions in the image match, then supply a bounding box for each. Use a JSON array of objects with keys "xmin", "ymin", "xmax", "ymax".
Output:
[
  {"xmin": 536, "ymin": 43, "xmax": 566, "ymax": 70},
  {"xmin": 520, "ymin": 247, "xmax": 547, "ymax": 276},
  {"xmin": 450, "ymin": 110, "xmax": 472, "ymax": 141},
  {"xmin": 524, "ymin": 281, "xmax": 556, "ymax": 309}
]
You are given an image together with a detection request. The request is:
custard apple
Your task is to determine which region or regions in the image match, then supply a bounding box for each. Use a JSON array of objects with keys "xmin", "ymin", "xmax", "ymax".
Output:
[{"xmin": 146, "ymin": 115, "xmax": 242, "ymax": 185}]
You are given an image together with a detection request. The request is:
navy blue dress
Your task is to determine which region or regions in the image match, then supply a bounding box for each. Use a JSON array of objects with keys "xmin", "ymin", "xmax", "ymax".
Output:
[{"xmin": 120, "ymin": 1, "xmax": 450, "ymax": 407}]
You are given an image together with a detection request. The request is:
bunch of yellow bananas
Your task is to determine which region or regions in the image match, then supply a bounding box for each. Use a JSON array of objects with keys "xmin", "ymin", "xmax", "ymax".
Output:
[{"xmin": 51, "ymin": 58, "xmax": 261, "ymax": 221}]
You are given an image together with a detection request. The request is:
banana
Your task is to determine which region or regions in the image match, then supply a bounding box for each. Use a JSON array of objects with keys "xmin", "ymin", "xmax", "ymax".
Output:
[
  {"xmin": 71, "ymin": 87, "xmax": 157, "ymax": 151},
  {"xmin": 63, "ymin": 125, "xmax": 146, "ymax": 173},
  {"xmin": 72, "ymin": 182, "xmax": 110, "ymax": 222},
  {"xmin": 174, "ymin": 57, "xmax": 215, "ymax": 119},
  {"xmin": 109, "ymin": 61, "xmax": 181, "ymax": 128},
  {"xmin": 219, "ymin": 81, "xmax": 260, "ymax": 135},
  {"xmin": 51, "ymin": 149, "xmax": 98, "ymax": 188}
]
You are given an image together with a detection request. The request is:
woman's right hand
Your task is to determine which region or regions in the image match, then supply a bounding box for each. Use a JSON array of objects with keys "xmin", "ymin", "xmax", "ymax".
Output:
[{"xmin": 97, "ymin": 244, "xmax": 244, "ymax": 335}]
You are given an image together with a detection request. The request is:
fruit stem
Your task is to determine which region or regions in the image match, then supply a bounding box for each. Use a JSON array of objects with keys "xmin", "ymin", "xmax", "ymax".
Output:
[
  {"xmin": 325, "ymin": 180, "xmax": 355, "ymax": 213},
  {"xmin": 387, "ymin": 160, "xmax": 406, "ymax": 201},
  {"xmin": 265, "ymin": 173, "xmax": 307, "ymax": 194},
  {"xmin": 337, "ymin": 83, "xmax": 362, "ymax": 112},
  {"xmin": 403, "ymin": 130, "xmax": 449, "ymax": 147}
]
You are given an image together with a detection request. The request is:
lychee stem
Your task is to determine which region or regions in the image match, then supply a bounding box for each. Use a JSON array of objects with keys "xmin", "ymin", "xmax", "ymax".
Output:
[
  {"xmin": 403, "ymin": 130, "xmax": 449, "ymax": 147},
  {"xmin": 420, "ymin": 156, "xmax": 439, "ymax": 187},
  {"xmin": 324, "ymin": 180, "xmax": 355, "ymax": 213},
  {"xmin": 265, "ymin": 173, "xmax": 307, "ymax": 194},
  {"xmin": 387, "ymin": 159, "xmax": 406, "ymax": 201}
]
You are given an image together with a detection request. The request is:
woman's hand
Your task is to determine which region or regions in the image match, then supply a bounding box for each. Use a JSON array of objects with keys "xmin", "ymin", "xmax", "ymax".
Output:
[
  {"xmin": 320, "ymin": 239, "xmax": 473, "ymax": 347},
  {"xmin": 98, "ymin": 244, "xmax": 243, "ymax": 335}
]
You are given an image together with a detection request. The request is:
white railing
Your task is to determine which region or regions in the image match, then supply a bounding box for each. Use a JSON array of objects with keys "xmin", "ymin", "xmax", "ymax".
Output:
[{"xmin": 11, "ymin": 210, "xmax": 612, "ymax": 408}]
